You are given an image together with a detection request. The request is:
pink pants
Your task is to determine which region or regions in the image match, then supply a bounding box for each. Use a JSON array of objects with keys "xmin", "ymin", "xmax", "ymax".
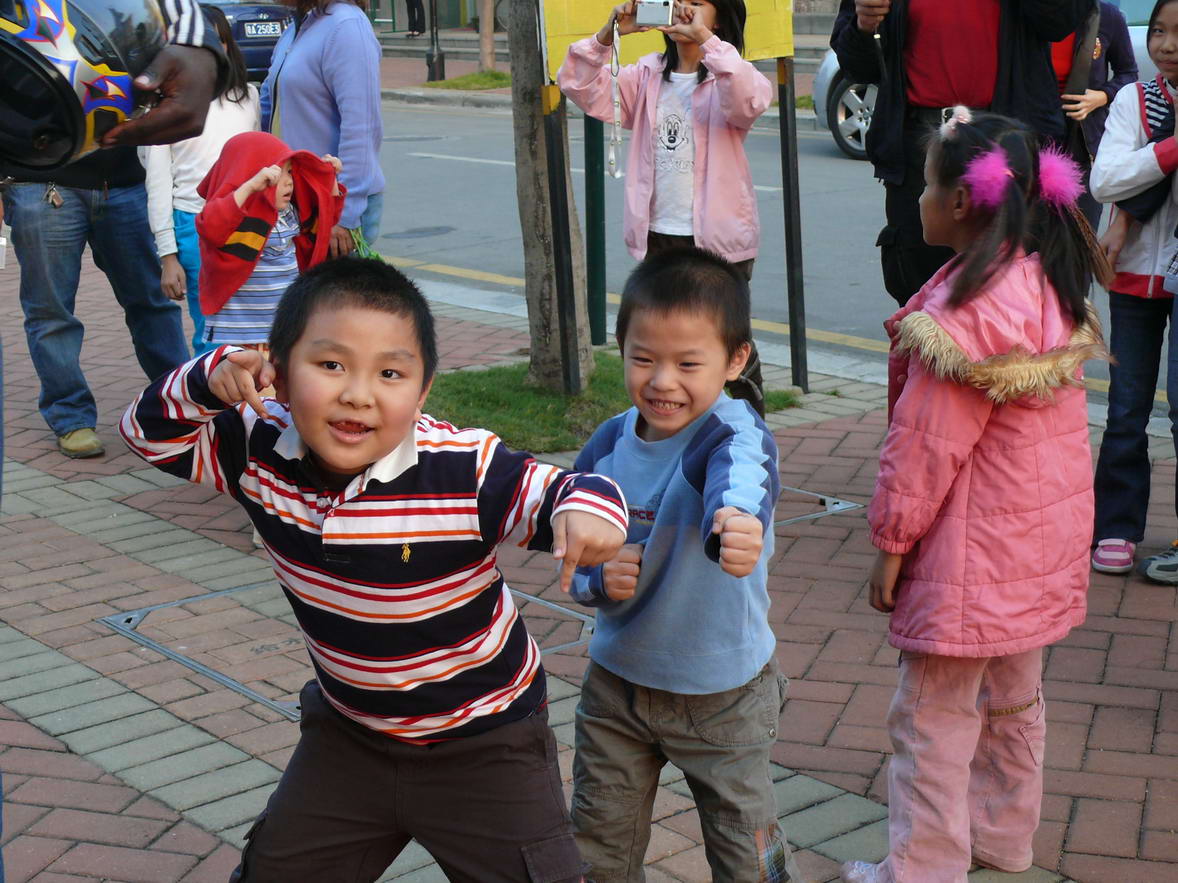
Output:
[{"xmin": 877, "ymin": 648, "xmax": 1046, "ymax": 883}]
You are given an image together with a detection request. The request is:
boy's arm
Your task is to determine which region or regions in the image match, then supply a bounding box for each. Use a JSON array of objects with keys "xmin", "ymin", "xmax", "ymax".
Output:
[
  {"xmin": 690, "ymin": 414, "xmax": 781, "ymax": 565},
  {"xmin": 475, "ymin": 434, "xmax": 627, "ymax": 581},
  {"xmin": 119, "ymin": 348, "xmax": 263, "ymax": 495}
]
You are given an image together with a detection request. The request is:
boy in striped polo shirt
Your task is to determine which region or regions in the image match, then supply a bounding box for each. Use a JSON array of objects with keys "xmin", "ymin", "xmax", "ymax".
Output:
[{"xmin": 122, "ymin": 257, "xmax": 627, "ymax": 881}]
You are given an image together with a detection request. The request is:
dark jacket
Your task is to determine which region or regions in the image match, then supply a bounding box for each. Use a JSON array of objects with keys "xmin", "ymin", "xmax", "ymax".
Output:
[
  {"xmin": 831, "ymin": 0, "xmax": 1093, "ymax": 185},
  {"xmin": 1077, "ymin": 1, "xmax": 1137, "ymax": 154},
  {"xmin": 2, "ymin": 147, "xmax": 146, "ymax": 190}
]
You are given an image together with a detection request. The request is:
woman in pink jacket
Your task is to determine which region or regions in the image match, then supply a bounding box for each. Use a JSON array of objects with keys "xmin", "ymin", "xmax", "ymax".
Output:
[
  {"xmin": 842, "ymin": 110, "xmax": 1110, "ymax": 883},
  {"xmin": 557, "ymin": 0, "xmax": 771, "ymax": 412}
]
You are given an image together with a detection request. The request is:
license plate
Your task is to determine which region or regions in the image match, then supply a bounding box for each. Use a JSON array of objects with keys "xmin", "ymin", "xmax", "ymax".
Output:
[{"xmin": 244, "ymin": 21, "xmax": 282, "ymax": 37}]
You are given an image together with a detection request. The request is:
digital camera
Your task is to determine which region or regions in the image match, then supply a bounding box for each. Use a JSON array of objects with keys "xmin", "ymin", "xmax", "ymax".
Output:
[{"xmin": 634, "ymin": 0, "xmax": 673, "ymax": 28}]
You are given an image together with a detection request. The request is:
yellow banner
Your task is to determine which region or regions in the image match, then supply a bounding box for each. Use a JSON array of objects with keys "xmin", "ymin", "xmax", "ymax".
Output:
[{"xmin": 543, "ymin": 0, "xmax": 793, "ymax": 81}]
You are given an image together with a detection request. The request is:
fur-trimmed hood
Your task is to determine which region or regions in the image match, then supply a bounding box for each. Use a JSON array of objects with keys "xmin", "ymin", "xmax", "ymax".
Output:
[
  {"xmin": 888, "ymin": 253, "xmax": 1109, "ymax": 407},
  {"xmin": 895, "ymin": 308, "xmax": 1107, "ymax": 405}
]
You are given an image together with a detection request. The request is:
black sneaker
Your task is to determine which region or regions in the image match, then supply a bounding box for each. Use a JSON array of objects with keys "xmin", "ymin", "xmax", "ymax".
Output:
[{"xmin": 1139, "ymin": 540, "xmax": 1178, "ymax": 585}]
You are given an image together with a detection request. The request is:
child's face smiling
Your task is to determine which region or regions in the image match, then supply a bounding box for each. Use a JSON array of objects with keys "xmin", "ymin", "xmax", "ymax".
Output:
[
  {"xmin": 621, "ymin": 307, "xmax": 749, "ymax": 442},
  {"xmin": 274, "ymin": 160, "xmax": 295, "ymax": 210},
  {"xmin": 274, "ymin": 305, "xmax": 431, "ymax": 482}
]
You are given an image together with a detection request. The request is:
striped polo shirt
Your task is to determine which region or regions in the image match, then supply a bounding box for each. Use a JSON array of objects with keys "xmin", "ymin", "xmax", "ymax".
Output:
[{"xmin": 121, "ymin": 348, "xmax": 628, "ymax": 741}]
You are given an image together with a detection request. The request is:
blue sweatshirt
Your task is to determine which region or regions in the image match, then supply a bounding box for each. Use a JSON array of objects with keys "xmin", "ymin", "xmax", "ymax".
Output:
[
  {"xmin": 570, "ymin": 396, "xmax": 780, "ymax": 694},
  {"xmin": 260, "ymin": 2, "xmax": 385, "ymax": 229}
]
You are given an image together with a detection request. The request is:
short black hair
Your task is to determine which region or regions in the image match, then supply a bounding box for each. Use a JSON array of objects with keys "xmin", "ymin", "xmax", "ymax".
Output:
[
  {"xmin": 616, "ymin": 246, "xmax": 751, "ymax": 357},
  {"xmin": 269, "ymin": 257, "xmax": 438, "ymax": 383}
]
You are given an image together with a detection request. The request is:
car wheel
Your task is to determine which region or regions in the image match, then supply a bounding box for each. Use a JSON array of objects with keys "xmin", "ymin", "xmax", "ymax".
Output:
[{"xmin": 826, "ymin": 76, "xmax": 876, "ymax": 161}]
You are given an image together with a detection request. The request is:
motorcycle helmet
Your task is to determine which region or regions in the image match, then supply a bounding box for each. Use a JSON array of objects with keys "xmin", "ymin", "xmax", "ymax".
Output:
[{"xmin": 0, "ymin": 0, "xmax": 166, "ymax": 171}]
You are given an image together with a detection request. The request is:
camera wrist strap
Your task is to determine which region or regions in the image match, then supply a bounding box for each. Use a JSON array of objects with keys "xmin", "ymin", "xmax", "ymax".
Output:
[{"xmin": 608, "ymin": 20, "xmax": 623, "ymax": 179}]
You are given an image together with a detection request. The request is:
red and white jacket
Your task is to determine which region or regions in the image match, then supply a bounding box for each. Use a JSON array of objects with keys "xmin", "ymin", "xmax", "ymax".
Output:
[{"xmin": 1091, "ymin": 75, "xmax": 1178, "ymax": 298}]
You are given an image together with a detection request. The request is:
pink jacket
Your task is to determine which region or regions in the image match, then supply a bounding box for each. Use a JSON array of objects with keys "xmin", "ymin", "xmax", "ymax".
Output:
[
  {"xmin": 869, "ymin": 253, "xmax": 1106, "ymax": 658},
  {"xmin": 557, "ymin": 35, "xmax": 771, "ymax": 262}
]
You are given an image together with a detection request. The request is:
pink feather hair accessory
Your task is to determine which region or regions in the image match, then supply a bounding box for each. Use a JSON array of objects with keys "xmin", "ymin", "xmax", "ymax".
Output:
[
  {"xmin": 963, "ymin": 147, "xmax": 1015, "ymax": 210},
  {"xmin": 1038, "ymin": 147, "xmax": 1084, "ymax": 209}
]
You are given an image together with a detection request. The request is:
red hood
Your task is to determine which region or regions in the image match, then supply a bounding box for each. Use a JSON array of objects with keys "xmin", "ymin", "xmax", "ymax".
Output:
[{"xmin": 197, "ymin": 131, "xmax": 337, "ymax": 215}]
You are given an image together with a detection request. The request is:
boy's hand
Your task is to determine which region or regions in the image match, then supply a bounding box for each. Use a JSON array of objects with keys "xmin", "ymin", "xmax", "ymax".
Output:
[
  {"xmin": 552, "ymin": 511, "xmax": 625, "ymax": 594},
  {"xmin": 712, "ymin": 506, "xmax": 763, "ymax": 577},
  {"xmin": 208, "ymin": 349, "xmax": 276, "ymax": 420},
  {"xmin": 869, "ymin": 550, "xmax": 903, "ymax": 613},
  {"xmin": 234, "ymin": 165, "xmax": 282, "ymax": 208},
  {"xmin": 321, "ymin": 154, "xmax": 344, "ymax": 197},
  {"xmin": 602, "ymin": 544, "xmax": 643, "ymax": 601}
]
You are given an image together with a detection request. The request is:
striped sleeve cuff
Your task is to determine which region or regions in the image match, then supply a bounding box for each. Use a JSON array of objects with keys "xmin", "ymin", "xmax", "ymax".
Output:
[
  {"xmin": 552, "ymin": 474, "xmax": 628, "ymax": 538},
  {"xmin": 160, "ymin": 0, "xmax": 205, "ymax": 46}
]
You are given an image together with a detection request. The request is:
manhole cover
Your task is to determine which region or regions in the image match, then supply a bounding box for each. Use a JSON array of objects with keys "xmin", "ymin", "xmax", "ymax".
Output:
[{"xmin": 381, "ymin": 226, "xmax": 454, "ymax": 239}]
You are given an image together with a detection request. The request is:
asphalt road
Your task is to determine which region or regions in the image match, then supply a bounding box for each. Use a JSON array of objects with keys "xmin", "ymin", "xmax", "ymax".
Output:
[{"xmin": 373, "ymin": 102, "xmax": 1119, "ymax": 389}]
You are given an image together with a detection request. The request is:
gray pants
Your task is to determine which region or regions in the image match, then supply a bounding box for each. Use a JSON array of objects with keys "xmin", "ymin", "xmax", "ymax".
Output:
[{"xmin": 572, "ymin": 660, "xmax": 804, "ymax": 882}]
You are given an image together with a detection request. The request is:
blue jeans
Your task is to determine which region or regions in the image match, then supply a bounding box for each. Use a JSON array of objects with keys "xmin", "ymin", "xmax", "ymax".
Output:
[
  {"xmin": 173, "ymin": 209, "xmax": 216, "ymax": 355},
  {"xmin": 1093, "ymin": 292, "xmax": 1178, "ymax": 542},
  {"xmin": 2, "ymin": 182, "xmax": 188, "ymax": 436},
  {"xmin": 359, "ymin": 191, "xmax": 383, "ymax": 246}
]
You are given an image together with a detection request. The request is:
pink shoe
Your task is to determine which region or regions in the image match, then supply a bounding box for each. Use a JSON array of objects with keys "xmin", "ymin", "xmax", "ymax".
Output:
[
  {"xmin": 1092, "ymin": 538, "xmax": 1135, "ymax": 574},
  {"xmin": 840, "ymin": 861, "xmax": 884, "ymax": 883}
]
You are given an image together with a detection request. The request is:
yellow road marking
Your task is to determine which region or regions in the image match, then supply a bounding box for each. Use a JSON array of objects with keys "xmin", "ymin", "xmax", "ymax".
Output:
[{"xmin": 387, "ymin": 254, "xmax": 1153, "ymax": 402}]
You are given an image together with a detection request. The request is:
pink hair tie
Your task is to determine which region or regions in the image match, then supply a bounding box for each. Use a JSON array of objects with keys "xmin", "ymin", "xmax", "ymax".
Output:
[
  {"xmin": 963, "ymin": 147, "xmax": 1015, "ymax": 209},
  {"xmin": 1038, "ymin": 147, "xmax": 1084, "ymax": 209}
]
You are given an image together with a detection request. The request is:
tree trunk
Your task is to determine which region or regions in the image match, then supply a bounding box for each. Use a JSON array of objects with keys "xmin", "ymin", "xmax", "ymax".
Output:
[
  {"xmin": 507, "ymin": 0, "xmax": 594, "ymax": 391},
  {"xmin": 478, "ymin": 0, "xmax": 495, "ymax": 72}
]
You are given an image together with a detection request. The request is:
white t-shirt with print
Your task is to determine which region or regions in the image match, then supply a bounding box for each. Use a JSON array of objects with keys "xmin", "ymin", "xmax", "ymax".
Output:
[{"xmin": 649, "ymin": 72, "xmax": 697, "ymax": 236}]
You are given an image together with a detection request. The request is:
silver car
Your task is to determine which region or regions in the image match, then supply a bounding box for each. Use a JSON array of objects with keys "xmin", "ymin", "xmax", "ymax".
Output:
[{"xmin": 812, "ymin": 0, "xmax": 1156, "ymax": 161}]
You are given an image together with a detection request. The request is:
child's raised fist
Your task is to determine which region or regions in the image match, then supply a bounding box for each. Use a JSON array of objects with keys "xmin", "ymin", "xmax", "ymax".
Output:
[
  {"xmin": 321, "ymin": 153, "xmax": 343, "ymax": 175},
  {"xmin": 602, "ymin": 543, "xmax": 643, "ymax": 601},
  {"xmin": 712, "ymin": 506, "xmax": 764, "ymax": 577},
  {"xmin": 208, "ymin": 349, "xmax": 276, "ymax": 420}
]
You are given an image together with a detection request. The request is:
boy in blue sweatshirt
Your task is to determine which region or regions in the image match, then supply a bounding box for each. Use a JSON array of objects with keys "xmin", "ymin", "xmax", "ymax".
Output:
[{"xmin": 569, "ymin": 247, "xmax": 802, "ymax": 881}]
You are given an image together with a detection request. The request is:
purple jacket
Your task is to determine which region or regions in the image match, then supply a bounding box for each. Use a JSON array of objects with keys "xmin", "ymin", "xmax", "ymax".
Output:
[{"xmin": 558, "ymin": 36, "xmax": 771, "ymax": 262}]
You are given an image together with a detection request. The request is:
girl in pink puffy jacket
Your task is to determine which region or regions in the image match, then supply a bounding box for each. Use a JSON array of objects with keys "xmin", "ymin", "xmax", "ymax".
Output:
[
  {"xmin": 841, "ymin": 110, "xmax": 1110, "ymax": 883},
  {"xmin": 557, "ymin": 0, "xmax": 772, "ymax": 413}
]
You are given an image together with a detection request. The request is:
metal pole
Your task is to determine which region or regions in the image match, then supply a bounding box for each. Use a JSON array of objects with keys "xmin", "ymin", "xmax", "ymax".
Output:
[
  {"xmin": 426, "ymin": 0, "xmax": 446, "ymax": 81},
  {"xmin": 543, "ymin": 86, "xmax": 582, "ymax": 395},
  {"xmin": 584, "ymin": 115, "xmax": 607, "ymax": 345},
  {"xmin": 777, "ymin": 57, "xmax": 808, "ymax": 392}
]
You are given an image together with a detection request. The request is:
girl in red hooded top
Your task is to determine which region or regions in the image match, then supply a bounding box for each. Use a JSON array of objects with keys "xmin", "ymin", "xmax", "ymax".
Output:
[{"xmin": 196, "ymin": 131, "xmax": 344, "ymax": 349}]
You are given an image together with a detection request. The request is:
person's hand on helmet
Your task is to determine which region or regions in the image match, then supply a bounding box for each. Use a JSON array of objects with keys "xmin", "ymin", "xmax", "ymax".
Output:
[{"xmin": 101, "ymin": 45, "xmax": 217, "ymax": 147}]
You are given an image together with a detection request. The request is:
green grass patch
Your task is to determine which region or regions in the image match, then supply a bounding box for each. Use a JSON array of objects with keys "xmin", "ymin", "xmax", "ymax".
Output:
[
  {"xmin": 765, "ymin": 388, "xmax": 800, "ymax": 411},
  {"xmin": 427, "ymin": 352, "xmax": 799, "ymax": 453},
  {"xmin": 795, "ymin": 94, "xmax": 815, "ymax": 110},
  {"xmin": 422, "ymin": 71, "xmax": 511, "ymax": 91}
]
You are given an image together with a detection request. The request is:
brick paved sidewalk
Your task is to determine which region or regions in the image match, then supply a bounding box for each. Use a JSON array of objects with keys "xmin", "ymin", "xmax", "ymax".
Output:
[{"xmin": 1, "ymin": 255, "xmax": 1177, "ymax": 882}]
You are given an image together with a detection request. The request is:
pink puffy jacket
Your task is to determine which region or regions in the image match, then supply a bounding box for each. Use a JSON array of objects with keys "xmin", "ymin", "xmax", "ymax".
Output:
[
  {"xmin": 557, "ymin": 35, "xmax": 771, "ymax": 262},
  {"xmin": 869, "ymin": 253, "xmax": 1106, "ymax": 658}
]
